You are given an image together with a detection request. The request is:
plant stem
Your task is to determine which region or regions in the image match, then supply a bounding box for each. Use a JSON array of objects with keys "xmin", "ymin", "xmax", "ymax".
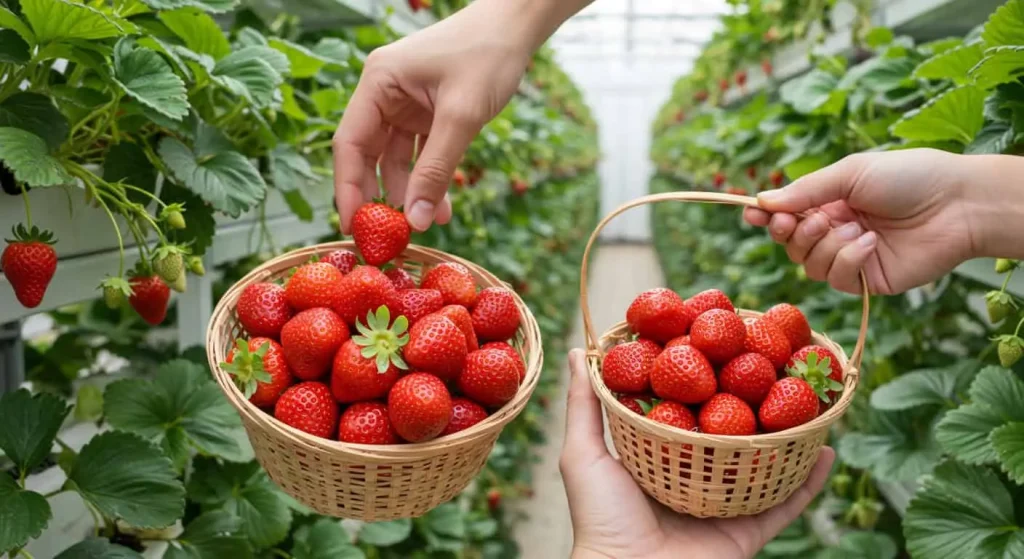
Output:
[
  {"xmin": 16, "ymin": 547, "xmax": 34, "ymax": 559},
  {"xmin": 42, "ymin": 488, "xmax": 65, "ymax": 499},
  {"xmin": 20, "ymin": 183, "xmax": 32, "ymax": 229}
]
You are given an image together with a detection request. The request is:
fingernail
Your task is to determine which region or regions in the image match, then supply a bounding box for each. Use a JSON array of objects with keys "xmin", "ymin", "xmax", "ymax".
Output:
[
  {"xmin": 837, "ymin": 222, "xmax": 862, "ymax": 241},
  {"xmin": 407, "ymin": 201, "xmax": 435, "ymax": 231},
  {"xmin": 568, "ymin": 349, "xmax": 585, "ymax": 377},
  {"xmin": 858, "ymin": 231, "xmax": 877, "ymax": 248},
  {"xmin": 758, "ymin": 190, "xmax": 783, "ymax": 203},
  {"xmin": 805, "ymin": 214, "xmax": 828, "ymax": 236}
]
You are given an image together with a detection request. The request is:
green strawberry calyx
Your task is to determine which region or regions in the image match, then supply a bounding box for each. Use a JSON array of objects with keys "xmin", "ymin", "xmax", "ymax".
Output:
[
  {"xmin": 785, "ymin": 351, "xmax": 843, "ymax": 403},
  {"xmin": 152, "ymin": 245, "xmax": 188, "ymax": 283},
  {"xmin": 99, "ymin": 276, "xmax": 133, "ymax": 309},
  {"xmin": 6, "ymin": 223, "xmax": 56, "ymax": 245},
  {"xmin": 352, "ymin": 305, "xmax": 410, "ymax": 373},
  {"xmin": 636, "ymin": 398, "xmax": 657, "ymax": 415},
  {"xmin": 220, "ymin": 339, "xmax": 273, "ymax": 399}
]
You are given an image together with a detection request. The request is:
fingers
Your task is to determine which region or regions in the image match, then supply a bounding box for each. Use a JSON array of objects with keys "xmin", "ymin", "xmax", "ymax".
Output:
[
  {"xmin": 755, "ymin": 446, "xmax": 835, "ymax": 540},
  {"xmin": 757, "ymin": 155, "xmax": 862, "ymax": 213},
  {"xmin": 560, "ymin": 349, "xmax": 609, "ymax": 470},
  {"xmin": 826, "ymin": 231, "xmax": 877, "ymax": 294},
  {"xmin": 333, "ymin": 79, "xmax": 388, "ymax": 234},
  {"xmin": 784, "ymin": 212, "xmax": 831, "ymax": 264},
  {"xmin": 404, "ymin": 106, "xmax": 479, "ymax": 231},
  {"xmin": 380, "ymin": 127, "xmax": 416, "ymax": 207}
]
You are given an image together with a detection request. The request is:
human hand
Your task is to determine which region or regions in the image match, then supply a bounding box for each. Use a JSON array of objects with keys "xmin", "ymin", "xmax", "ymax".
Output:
[{"xmin": 560, "ymin": 349, "xmax": 835, "ymax": 559}]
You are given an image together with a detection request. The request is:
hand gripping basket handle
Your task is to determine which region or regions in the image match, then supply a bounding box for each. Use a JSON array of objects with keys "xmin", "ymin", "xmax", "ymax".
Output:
[{"xmin": 578, "ymin": 191, "xmax": 870, "ymax": 372}]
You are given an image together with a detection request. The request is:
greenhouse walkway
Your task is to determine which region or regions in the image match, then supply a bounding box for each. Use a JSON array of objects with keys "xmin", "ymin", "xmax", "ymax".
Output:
[{"xmin": 515, "ymin": 243, "xmax": 663, "ymax": 558}]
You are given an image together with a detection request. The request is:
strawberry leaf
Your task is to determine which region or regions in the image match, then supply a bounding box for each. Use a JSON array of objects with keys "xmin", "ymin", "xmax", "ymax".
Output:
[
  {"xmin": 837, "ymin": 409, "xmax": 941, "ymax": 483},
  {"xmin": 21, "ymin": 0, "xmax": 130, "ymax": 43},
  {"xmin": 0, "ymin": 127, "xmax": 73, "ymax": 187},
  {"xmin": 0, "ymin": 92, "xmax": 69, "ymax": 151},
  {"xmin": 890, "ymin": 85, "xmax": 986, "ymax": 145},
  {"xmin": 159, "ymin": 7, "xmax": 231, "ymax": 59},
  {"xmin": 0, "ymin": 473, "xmax": 52, "ymax": 556},
  {"xmin": 113, "ymin": 39, "xmax": 189, "ymax": 121},
  {"xmin": 0, "ymin": 389, "xmax": 71, "ymax": 476}
]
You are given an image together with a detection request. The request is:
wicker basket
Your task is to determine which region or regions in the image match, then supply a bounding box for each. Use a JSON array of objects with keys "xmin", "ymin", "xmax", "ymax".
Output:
[
  {"xmin": 580, "ymin": 191, "xmax": 868, "ymax": 518},
  {"xmin": 206, "ymin": 241, "xmax": 543, "ymax": 521}
]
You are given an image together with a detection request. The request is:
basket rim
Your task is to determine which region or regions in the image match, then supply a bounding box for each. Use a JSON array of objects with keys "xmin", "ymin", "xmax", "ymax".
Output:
[
  {"xmin": 206, "ymin": 240, "xmax": 544, "ymax": 459},
  {"xmin": 588, "ymin": 310, "xmax": 858, "ymax": 450}
]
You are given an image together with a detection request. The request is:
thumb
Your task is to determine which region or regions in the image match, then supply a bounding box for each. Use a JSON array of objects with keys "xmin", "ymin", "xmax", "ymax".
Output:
[
  {"xmin": 757, "ymin": 155, "xmax": 861, "ymax": 213},
  {"xmin": 404, "ymin": 109, "xmax": 478, "ymax": 231},
  {"xmin": 561, "ymin": 349, "xmax": 608, "ymax": 464}
]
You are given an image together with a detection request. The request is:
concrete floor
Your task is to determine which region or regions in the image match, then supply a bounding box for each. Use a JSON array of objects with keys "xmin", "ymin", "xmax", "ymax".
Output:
[{"xmin": 514, "ymin": 244, "xmax": 664, "ymax": 559}]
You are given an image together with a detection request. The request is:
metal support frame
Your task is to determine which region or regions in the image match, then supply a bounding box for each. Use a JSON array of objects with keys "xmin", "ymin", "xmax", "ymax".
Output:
[{"xmin": 0, "ymin": 320, "xmax": 24, "ymax": 393}]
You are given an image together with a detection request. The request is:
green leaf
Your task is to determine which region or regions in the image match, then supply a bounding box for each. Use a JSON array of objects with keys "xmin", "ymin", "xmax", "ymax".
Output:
[
  {"xmin": 164, "ymin": 510, "xmax": 253, "ymax": 559},
  {"xmin": 0, "ymin": 127, "xmax": 73, "ymax": 186},
  {"xmin": 104, "ymin": 359, "xmax": 250, "ymax": 464},
  {"xmin": 904, "ymin": 460, "xmax": 1024, "ymax": 559},
  {"xmin": 104, "ymin": 142, "xmax": 159, "ymax": 204},
  {"xmin": 291, "ymin": 518, "xmax": 365, "ymax": 559},
  {"xmin": 159, "ymin": 8, "xmax": 231, "ymax": 60},
  {"xmin": 816, "ymin": 531, "xmax": 899, "ymax": 559},
  {"xmin": 21, "ymin": 0, "xmax": 127, "ymax": 43},
  {"xmin": 0, "ymin": 7, "xmax": 35, "ymax": 44},
  {"xmin": 971, "ymin": 46, "xmax": 1024, "ymax": 90},
  {"xmin": 780, "ymin": 70, "xmax": 843, "ymax": 115},
  {"xmin": 0, "ymin": 473, "xmax": 51, "ymax": 555},
  {"xmin": 426, "ymin": 503, "xmax": 466, "ymax": 539},
  {"xmin": 991, "ymin": 422, "xmax": 1024, "ymax": 484},
  {"xmin": 74, "ymin": 384, "xmax": 104, "ymax": 422},
  {"xmin": 837, "ymin": 410, "xmax": 941, "ymax": 482},
  {"xmin": 113, "ymin": 39, "xmax": 189, "ymax": 121},
  {"xmin": 187, "ymin": 458, "xmax": 293, "ymax": 550},
  {"xmin": 282, "ymin": 190, "xmax": 314, "ymax": 222},
  {"xmin": 965, "ymin": 121, "xmax": 1015, "ymax": 154},
  {"xmin": 311, "ymin": 37, "xmax": 352, "ymax": 67},
  {"xmin": 865, "ymin": 27, "xmax": 894, "ymax": 48},
  {"xmin": 67, "ymin": 431, "xmax": 185, "ymax": 529},
  {"xmin": 55, "ymin": 538, "xmax": 144, "ymax": 558},
  {"xmin": 981, "ymin": 0, "xmax": 1024, "ymax": 48},
  {"xmin": 914, "ymin": 42, "xmax": 985, "ymax": 85},
  {"xmin": 358, "ymin": 519, "xmax": 413, "ymax": 546},
  {"xmin": 783, "ymin": 153, "xmax": 833, "ymax": 180},
  {"xmin": 890, "ymin": 85, "xmax": 986, "ymax": 145},
  {"xmin": 0, "ymin": 29, "xmax": 30, "ymax": 62},
  {"xmin": 310, "ymin": 89, "xmax": 347, "ymax": 118},
  {"xmin": 270, "ymin": 144, "xmax": 317, "ymax": 191},
  {"xmin": 839, "ymin": 56, "xmax": 916, "ymax": 93},
  {"xmin": 0, "ymin": 388, "xmax": 71, "ymax": 475},
  {"xmin": 869, "ymin": 366, "xmax": 968, "ymax": 410},
  {"xmin": 159, "ymin": 128, "xmax": 267, "ymax": 217},
  {"xmin": 279, "ymin": 83, "xmax": 308, "ymax": 121},
  {"xmin": 142, "ymin": 0, "xmax": 237, "ymax": 13},
  {"xmin": 160, "ymin": 184, "xmax": 216, "ymax": 255},
  {"xmin": 212, "ymin": 46, "xmax": 287, "ymax": 107},
  {"xmin": 50, "ymin": 85, "xmax": 111, "ymax": 110},
  {"xmin": 969, "ymin": 366, "xmax": 1024, "ymax": 420},
  {"xmin": 268, "ymin": 38, "xmax": 331, "ymax": 78},
  {"xmin": 936, "ymin": 404, "xmax": 1004, "ymax": 464}
]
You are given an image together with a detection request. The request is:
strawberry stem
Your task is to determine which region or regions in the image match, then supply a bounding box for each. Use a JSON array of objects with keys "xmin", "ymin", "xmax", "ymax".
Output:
[
  {"xmin": 352, "ymin": 305, "xmax": 410, "ymax": 373},
  {"xmin": 20, "ymin": 183, "xmax": 31, "ymax": 230}
]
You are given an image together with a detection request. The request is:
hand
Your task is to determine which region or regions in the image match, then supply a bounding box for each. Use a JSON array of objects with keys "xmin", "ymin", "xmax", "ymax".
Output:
[{"xmin": 560, "ymin": 349, "xmax": 835, "ymax": 559}]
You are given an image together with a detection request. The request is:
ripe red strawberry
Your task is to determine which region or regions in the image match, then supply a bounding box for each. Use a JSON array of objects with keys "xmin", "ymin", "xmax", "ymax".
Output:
[
  {"xmin": 650, "ymin": 345, "xmax": 717, "ymax": 404},
  {"xmin": 440, "ymin": 397, "xmax": 488, "ymax": 435},
  {"xmin": 673, "ymin": 109, "xmax": 685, "ymax": 123},
  {"xmin": 719, "ymin": 77, "xmax": 730, "ymax": 92},
  {"xmin": 237, "ymin": 282, "xmax": 293, "ymax": 338},
  {"xmin": 511, "ymin": 178, "xmax": 529, "ymax": 196},
  {"xmin": 736, "ymin": 70, "xmax": 748, "ymax": 88},
  {"xmin": 746, "ymin": 166, "xmax": 757, "ymax": 179},
  {"xmin": 626, "ymin": 288, "xmax": 690, "ymax": 343},
  {"xmin": 223, "ymin": 337, "xmax": 294, "ymax": 408},
  {"xmin": 458, "ymin": 348, "xmax": 520, "ymax": 407},
  {"xmin": 759, "ymin": 377, "xmax": 820, "ymax": 432},
  {"xmin": 334, "ymin": 265, "xmax": 396, "ymax": 325},
  {"xmin": 646, "ymin": 401, "xmax": 697, "ymax": 431},
  {"xmin": 682, "ymin": 289, "xmax": 735, "ymax": 324},
  {"xmin": 666, "ymin": 335, "xmax": 690, "ymax": 348},
  {"xmin": 694, "ymin": 89, "xmax": 708, "ymax": 103},
  {"xmin": 637, "ymin": 338, "xmax": 663, "ymax": 354},
  {"xmin": 421, "ymin": 262, "xmax": 477, "ymax": 308},
  {"xmin": 407, "ymin": 0, "xmax": 431, "ymax": 12},
  {"xmin": 690, "ymin": 309, "xmax": 746, "ymax": 364},
  {"xmin": 441, "ymin": 305, "xmax": 479, "ymax": 352},
  {"xmin": 388, "ymin": 373, "xmax": 451, "ymax": 442},
  {"xmin": 338, "ymin": 402, "xmax": 398, "ymax": 445},
  {"xmin": 274, "ymin": 382, "xmax": 338, "ymax": 439},
  {"xmin": 787, "ymin": 345, "xmax": 844, "ymax": 402},
  {"xmin": 286, "ymin": 262, "xmax": 343, "ymax": 311},
  {"xmin": 761, "ymin": 58, "xmax": 774, "ymax": 76},
  {"xmin": 452, "ymin": 168, "xmax": 467, "ymax": 187},
  {"xmin": 720, "ymin": 353, "xmax": 776, "ymax": 407},
  {"xmin": 768, "ymin": 169, "xmax": 785, "ymax": 188},
  {"xmin": 712, "ymin": 172, "xmax": 726, "ymax": 188},
  {"xmin": 744, "ymin": 317, "xmax": 792, "ymax": 369},
  {"xmin": 129, "ymin": 275, "xmax": 171, "ymax": 325},
  {"xmin": 321, "ymin": 249, "xmax": 358, "ymax": 275},
  {"xmin": 331, "ymin": 340, "xmax": 401, "ymax": 403},
  {"xmin": 386, "ymin": 288, "xmax": 443, "ymax": 325},
  {"xmin": 280, "ymin": 308, "xmax": 350, "ymax": 380},
  {"xmin": 384, "ymin": 267, "xmax": 417, "ymax": 290},
  {"xmin": 602, "ymin": 340, "xmax": 658, "ymax": 393},
  {"xmin": 404, "ymin": 314, "xmax": 468, "ymax": 381},
  {"xmin": 2, "ymin": 225, "xmax": 57, "ymax": 308},
  {"xmin": 487, "ymin": 488, "xmax": 501, "ymax": 511},
  {"xmin": 763, "ymin": 303, "xmax": 811, "ymax": 349},
  {"xmin": 699, "ymin": 393, "xmax": 756, "ymax": 436},
  {"xmin": 471, "ymin": 287, "xmax": 521, "ymax": 341},
  {"xmin": 617, "ymin": 394, "xmax": 653, "ymax": 415},
  {"xmin": 481, "ymin": 341, "xmax": 524, "ymax": 382},
  {"xmin": 352, "ymin": 202, "xmax": 410, "ymax": 266}
]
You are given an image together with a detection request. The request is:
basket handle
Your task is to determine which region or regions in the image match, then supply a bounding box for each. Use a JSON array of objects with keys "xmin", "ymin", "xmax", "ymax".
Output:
[{"xmin": 579, "ymin": 191, "xmax": 870, "ymax": 372}]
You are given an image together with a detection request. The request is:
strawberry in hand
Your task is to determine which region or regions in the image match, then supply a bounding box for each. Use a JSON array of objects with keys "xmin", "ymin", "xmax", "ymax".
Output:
[
  {"xmin": 352, "ymin": 201, "xmax": 411, "ymax": 266},
  {"xmin": 2, "ymin": 224, "xmax": 57, "ymax": 308}
]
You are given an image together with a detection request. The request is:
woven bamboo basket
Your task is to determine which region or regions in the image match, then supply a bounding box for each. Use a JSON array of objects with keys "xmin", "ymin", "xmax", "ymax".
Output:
[
  {"xmin": 206, "ymin": 241, "xmax": 543, "ymax": 521},
  {"xmin": 581, "ymin": 191, "xmax": 868, "ymax": 518}
]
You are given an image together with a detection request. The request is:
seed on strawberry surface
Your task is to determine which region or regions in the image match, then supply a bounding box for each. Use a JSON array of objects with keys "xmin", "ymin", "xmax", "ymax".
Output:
[
  {"xmin": 352, "ymin": 202, "xmax": 411, "ymax": 266},
  {"xmin": 281, "ymin": 308, "xmax": 350, "ymax": 380},
  {"xmin": 440, "ymin": 398, "xmax": 489, "ymax": 435},
  {"xmin": 386, "ymin": 288, "xmax": 444, "ymax": 325},
  {"xmin": 650, "ymin": 345, "xmax": 717, "ymax": 404},
  {"xmin": 480, "ymin": 341, "xmax": 525, "ymax": 382},
  {"xmin": 666, "ymin": 335, "xmax": 690, "ymax": 348},
  {"xmin": 384, "ymin": 267, "xmax": 417, "ymax": 290},
  {"xmin": 763, "ymin": 303, "xmax": 811, "ymax": 349},
  {"xmin": 404, "ymin": 314, "xmax": 468, "ymax": 381},
  {"xmin": 442, "ymin": 305, "xmax": 480, "ymax": 352},
  {"xmin": 626, "ymin": 288, "xmax": 690, "ymax": 343},
  {"xmin": 458, "ymin": 348, "xmax": 520, "ymax": 408},
  {"xmin": 786, "ymin": 345, "xmax": 843, "ymax": 402},
  {"xmin": 421, "ymin": 262, "xmax": 478, "ymax": 308},
  {"xmin": 682, "ymin": 289, "xmax": 735, "ymax": 324},
  {"xmin": 129, "ymin": 275, "xmax": 171, "ymax": 325},
  {"xmin": 646, "ymin": 401, "xmax": 697, "ymax": 431},
  {"xmin": 334, "ymin": 265, "xmax": 396, "ymax": 326},
  {"xmin": 690, "ymin": 309, "xmax": 746, "ymax": 365},
  {"xmin": 223, "ymin": 337, "xmax": 294, "ymax": 408},
  {"xmin": 286, "ymin": 262, "xmax": 344, "ymax": 311},
  {"xmin": 602, "ymin": 340, "xmax": 658, "ymax": 393},
  {"xmin": 332, "ymin": 306, "xmax": 408, "ymax": 402},
  {"xmin": 274, "ymin": 382, "xmax": 338, "ymax": 439},
  {"xmin": 338, "ymin": 402, "xmax": 399, "ymax": 444},
  {"xmin": 321, "ymin": 249, "xmax": 359, "ymax": 275},
  {"xmin": 720, "ymin": 353, "xmax": 776, "ymax": 406},
  {"xmin": 471, "ymin": 287, "xmax": 521, "ymax": 342},
  {"xmin": 237, "ymin": 282, "xmax": 293, "ymax": 338},
  {"xmin": 744, "ymin": 317, "xmax": 792, "ymax": 369},
  {"xmin": 758, "ymin": 377, "xmax": 820, "ymax": 432},
  {"xmin": 388, "ymin": 373, "xmax": 452, "ymax": 442},
  {"xmin": 698, "ymin": 393, "xmax": 756, "ymax": 436}
]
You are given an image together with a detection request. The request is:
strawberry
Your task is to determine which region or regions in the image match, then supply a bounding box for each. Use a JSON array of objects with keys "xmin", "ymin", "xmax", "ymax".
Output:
[
  {"xmin": 763, "ymin": 303, "xmax": 811, "ymax": 349},
  {"xmin": 334, "ymin": 265, "xmax": 396, "ymax": 325},
  {"xmin": 602, "ymin": 340, "xmax": 658, "ymax": 393},
  {"xmin": 720, "ymin": 353, "xmax": 776, "ymax": 407},
  {"xmin": 682, "ymin": 289, "xmax": 735, "ymax": 324},
  {"xmin": 100, "ymin": 276, "xmax": 132, "ymax": 310},
  {"xmin": 626, "ymin": 288, "xmax": 690, "ymax": 343},
  {"xmin": 440, "ymin": 397, "xmax": 488, "ymax": 435},
  {"xmin": 2, "ymin": 225, "xmax": 57, "ymax": 308},
  {"xmin": 404, "ymin": 314, "xmax": 468, "ymax": 381},
  {"xmin": 735, "ymin": 70, "xmax": 748, "ymax": 88},
  {"xmin": 617, "ymin": 394, "xmax": 653, "ymax": 415},
  {"xmin": 386, "ymin": 288, "xmax": 444, "ymax": 325},
  {"xmin": 650, "ymin": 345, "xmax": 717, "ymax": 404},
  {"xmin": 421, "ymin": 262, "xmax": 477, "ymax": 308},
  {"xmin": 223, "ymin": 337, "xmax": 294, "ymax": 408},
  {"xmin": 746, "ymin": 166, "xmax": 757, "ymax": 180},
  {"xmin": 996, "ymin": 259, "xmax": 1019, "ymax": 273},
  {"xmin": 786, "ymin": 345, "xmax": 843, "ymax": 402},
  {"xmin": 758, "ymin": 377, "xmax": 820, "ymax": 432},
  {"xmin": 666, "ymin": 335, "xmax": 690, "ymax": 348},
  {"xmin": 690, "ymin": 309, "xmax": 746, "ymax": 365},
  {"xmin": 169, "ymin": 271, "xmax": 187, "ymax": 294},
  {"xmin": 129, "ymin": 275, "xmax": 171, "ymax": 325},
  {"xmin": 407, "ymin": 0, "xmax": 431, "ymax": 12},
  {"xmin": 487, "ymin": 488, "xmax": 501, "ymax": 511},
  {"xmin": 384, "ymin": 267, "xmax": 417, "ymax": 290},
  {"xmin": 673, "ymin": 109, "xmax": 685, "ymax": 123},
  {"xmin": 388, "ymin": 373, "xmax": 452, "ymax": 442},
  {"xmin": 985, "ymin": 290, "xmax": 1017, "ymax": 323},
  {"xmin": 997, "ymin": 335, "xmax": 1024, "ymax": 368},
  {"xmin": 699, "ymin": 393, "xmax": 756, "ymax": 436},
  {"xmin": 452, "ymin": 168, "xmax": 467, "ymax": 187},
  {"xmin": 280, "ymin": 308, "xmax": 350, "ymax": 380},
  {"xmin": 338, "ymin": 402, "xmax": 399, "ymax": 445},
  {"xmin": 694, "ymin": 89, "xmax": 708, "ymax": 103},
  {"xmin": 481, "ymin": 341, "xmax": 524, "ymax": 382},
  {"xmin": 321, "ymin": 249, "xmax": 358, "ymax": 275},
  {"xmin": 744, "ymin": 317, "xmax": 792, "ymax": 369},
  {"xmin": 712, "ymin": 172, "xmax": 726, "ymax": 188},
  {"xmin": 719, "ymin": 77, "xmax": 730, "ymax": 92},
  {"xmin": 274, "ymin": 382, "xmax": 338, "ymax": 439},
  {"xmin": 237, "ymin": 282, "xmax": 293, "ymax": 338},
  {"xmin": 511, "ymin": 178, "xmax": 529, "ymax": 196},
  {"xmin": 286, "ymin": 262, "xmax": 344, "ymax": 311},
  {"xmin": 637, "ymin": 338, "xmax": 663, "ymax": 354},
  {"xmin": 761, "ymin": 58, "xmax": 774, "ymax": 76},
  {"xmin": 187, "ymin": 256, "xmax": 205, "ymax": 276},
  {"xmin": 471, "ymin": 287, "xmax": 521, "ymax": 341},
  {"xmin": 442, "ymin": 305, "xmax": 480, "ymax": 352},
  {"xmin": 333, "ymin": 306, "xmax": 407, "ymax": 402},
  {"xmin": 769, "ymin": 169, "xmax": 785, "ymax": 187},
  {"xmin": 458, "ymin": 348, "xmax": 520, "ymax": 407},
  {"xmin": 352, "ymin": 202, "xmax": 411, "ymax": 266},
  {"xmin": 646, "ymin": 401, "xmax": 697, "ymax": 431},
  {"xmin": 152, "ymin": 245, "xmax": 186, "ymax": 284}
]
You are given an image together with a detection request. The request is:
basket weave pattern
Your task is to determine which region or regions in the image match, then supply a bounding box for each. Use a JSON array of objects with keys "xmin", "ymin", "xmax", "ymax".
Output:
[{"xmin": 207, "ymin": 241, "xmax": 543, "ymax": 521}]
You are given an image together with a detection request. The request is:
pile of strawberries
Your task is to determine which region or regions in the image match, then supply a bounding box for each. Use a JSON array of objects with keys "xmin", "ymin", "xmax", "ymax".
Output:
[
  {"xmin": 222, "ymin": 202, "xmax": 523, "ymax": 445},
  {"xmin": 603, "ymin": 288, "xmax": 844, "ymax": 436}
]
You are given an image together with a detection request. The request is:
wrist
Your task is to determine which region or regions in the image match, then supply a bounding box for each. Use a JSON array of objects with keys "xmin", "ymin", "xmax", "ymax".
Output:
[
  {"xmin": 960, "ymin": 154, "xmax": 1024, "ymax": 260},
  {"xmin": 470, "ymin": 0, "xmax": 592, "ymax": 55},
  {"xmin": 571, "ymin": 546, "xmax": 615, "ymax": 559}
]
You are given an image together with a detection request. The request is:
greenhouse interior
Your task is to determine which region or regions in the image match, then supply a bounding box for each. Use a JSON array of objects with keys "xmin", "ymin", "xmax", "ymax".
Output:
[{"xmin": 2, "ymin": 0, "xmax": 1024, "ymax": 557}]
